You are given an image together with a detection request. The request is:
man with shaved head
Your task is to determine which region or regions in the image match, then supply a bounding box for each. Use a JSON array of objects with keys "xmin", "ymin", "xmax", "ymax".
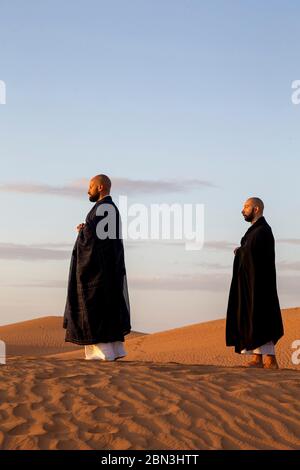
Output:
[
  {"xmin": 226, "ymin": 197, "xmax": 284, "ymax": 369},
  {"xmin": 63, "ymin": 174, "xmax": 131, "ymax": 361}
]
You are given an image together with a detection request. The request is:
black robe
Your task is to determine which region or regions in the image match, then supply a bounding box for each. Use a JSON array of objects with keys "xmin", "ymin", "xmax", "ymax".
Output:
[
  {"xmin": 63, "ymin": 195, "xmax": 131, "ymax": 345},
  {"xmin": 226, "ymin": 216, "xmax": 284, "ymax": 353}
]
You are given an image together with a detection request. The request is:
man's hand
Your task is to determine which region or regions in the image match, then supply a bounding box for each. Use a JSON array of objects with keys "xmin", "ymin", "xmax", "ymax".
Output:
[{"xmin": 76, "ymin": 223, "xmax": 85, "ymax": 232}]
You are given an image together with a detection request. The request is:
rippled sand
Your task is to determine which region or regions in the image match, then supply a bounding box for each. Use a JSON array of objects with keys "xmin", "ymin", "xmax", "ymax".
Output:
[{"xmin": 0, "ymin": 308, "xmax": 299, "ymax": 450}]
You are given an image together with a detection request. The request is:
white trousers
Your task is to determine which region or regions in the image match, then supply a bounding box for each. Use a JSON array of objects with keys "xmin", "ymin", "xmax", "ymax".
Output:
[
  {"xmin": 241, "ymin": 341, "xmax": 275, "ymax": 355},
  {"xmin": 85, "ymin": 341, "xmax": 127, "ymax": 361}
]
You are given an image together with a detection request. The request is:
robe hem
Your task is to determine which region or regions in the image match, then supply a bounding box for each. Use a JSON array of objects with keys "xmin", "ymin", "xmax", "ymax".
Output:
[
  {"xmin": 64, "ymin": 331, "xmax": 131, "ymax": 346},
  {"xmin": 227, "ymin": 335, "xmax": 283, "ymax": 354}
]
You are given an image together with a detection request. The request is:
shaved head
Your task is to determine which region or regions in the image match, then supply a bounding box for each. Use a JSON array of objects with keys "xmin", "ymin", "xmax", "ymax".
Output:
[
  {"xmin": 247, "ymin": 197, "xmax": 264, "ymax": 212},
  {"xmin": 88, "ymin": 174, "xmax": 111, "ymax": 202},
  {"xmin": 242, "ymin": 197, "xmax": 264, "ymax": 223},
  {"xmin": 91, "ymin": 174, "xmax": 111, "ymax": 192}
]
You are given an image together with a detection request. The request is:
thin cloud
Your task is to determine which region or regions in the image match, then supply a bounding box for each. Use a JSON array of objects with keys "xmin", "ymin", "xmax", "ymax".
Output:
[
  {"xmin": 277, "ymin": 275, "xmax": 300, "ymax": 295},
  {"xmin": 8, "ymin": 273, "xmax": 231, "ymax": 291},
  {"xmin": 130, "ymin": 273, "xmax": 231, "ymax": 291},
  {"xmin": 278, "ymin": 239, "xmax": 300, "ymax": 246},
  {"xmin": 0, "ymin": 177, "xmax": 216, "ymax": 198},
  {"xmin": 0, "ymin": 243, "xmax": 72, "ymax": 261},
  {"xmin": 32, "ymin": 242, "xmax": 74, "ymax": 248},
  {"xmin": 205, "ymin": 241, "xmax": 236, "ymax": 251},
  {"xmin": 277, "ymin": 261, "xmax": 300, "ymax": 271},
  {"xmin": 8, "ymin": 273, "xmax": 300, "ymax": 297},
  {"xmin": 0, "ymin": 238, "xmax": 237, "ymax": 261},
  {"xmin": 9, "ymin": 280, "xmax": 67, "ymax": 288},
  {"xmin": 197, "ymin": 262, "xmax": 232, "ymax": 270},
  {"xmin": 125, "ymin": 240, "xmax": 236, "ymax": 252},
  {"xmin": 130, "ymin": 272, "xmax": 300, "ymax": 294}
]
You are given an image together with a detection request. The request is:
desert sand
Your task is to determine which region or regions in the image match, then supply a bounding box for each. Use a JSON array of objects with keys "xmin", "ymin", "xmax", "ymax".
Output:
[{"xmin": 0, "ymin": 308, "xmax": 299, "ymax": 450}]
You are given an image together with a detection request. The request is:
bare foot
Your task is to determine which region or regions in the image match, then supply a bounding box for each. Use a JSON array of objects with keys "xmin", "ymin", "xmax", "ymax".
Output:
[
  {"xmin": 264, "ymin": 355, "xmax": 279, "ymax": 369},
  {"xmin": 245, "ymin": 354, "xmax": 263, "ymax": 368}
]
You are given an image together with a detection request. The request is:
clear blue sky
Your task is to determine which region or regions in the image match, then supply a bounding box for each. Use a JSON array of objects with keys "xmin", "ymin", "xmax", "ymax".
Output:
[{"xmin": 1, "ymin": 1, "xmax": 300, "ymax": 331}]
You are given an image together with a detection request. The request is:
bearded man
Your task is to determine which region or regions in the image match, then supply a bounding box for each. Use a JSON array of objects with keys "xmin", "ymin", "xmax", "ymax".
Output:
[
  {"xmin": 226, "ymin": 197, "xmax": 284, "ymax": 369},
  {"xmin": 63, "ymin": 174, "xmax": 131, "ymax": 361}
]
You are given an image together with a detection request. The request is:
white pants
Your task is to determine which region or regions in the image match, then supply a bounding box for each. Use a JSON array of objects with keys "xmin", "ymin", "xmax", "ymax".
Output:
[
  {"xmin": 85, "ymin": 341, "xmax": 127, "ymax": 361},
  {"xmin": 241, "ymin": 341, "xmax": 275, "ymax": 355}
]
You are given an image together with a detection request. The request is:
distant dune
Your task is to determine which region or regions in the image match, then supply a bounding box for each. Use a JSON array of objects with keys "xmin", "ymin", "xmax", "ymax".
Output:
[
  {"xmin": 0, "ymin": 316, "xmax": 145, "ymax": 357},
  {"xmin": 0, "ymin": 309, "xmax": 299, "ymax": 450},
  {"xmin": 1, "ymin": 308, "xmax": 299, "ymax": 369}
]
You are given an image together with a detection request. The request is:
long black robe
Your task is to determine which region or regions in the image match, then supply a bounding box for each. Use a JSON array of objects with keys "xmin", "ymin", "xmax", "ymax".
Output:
[
  {"xmin": 63, "ymin": 195, "xmax": 131, "ymax": 345},
  {"xmin": 226, "ymin": 216, "xmax": 284, "ymax": 353}
]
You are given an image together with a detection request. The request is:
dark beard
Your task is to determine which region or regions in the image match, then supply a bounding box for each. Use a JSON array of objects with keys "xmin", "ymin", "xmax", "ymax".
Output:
[
  {"xmin": 89, "ymin": 193, "xmax": 100, "ymax": 202},
  {"xmin": 243, "ymin": 209, "xmax": 255, "ymax": 222}
]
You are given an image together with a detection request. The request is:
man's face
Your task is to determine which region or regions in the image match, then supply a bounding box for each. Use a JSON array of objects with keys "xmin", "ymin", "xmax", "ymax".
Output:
[
  {"xmin": 242, "ymin": 200, "xmax": 256, "ymax": 222},
  {"xmin": 88, "ymin": 179, "xmax": 100, "ymax": 202}
]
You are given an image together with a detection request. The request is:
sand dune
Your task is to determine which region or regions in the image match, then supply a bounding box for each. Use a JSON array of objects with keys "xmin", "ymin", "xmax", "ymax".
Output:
[
  {"xmin": 0, "ymin": 309, "xmax": 299, "ymax": 450},
  {"xmin": 0, "ymin": 316, "xmax": 144, "ymax": 357},
  {"xmin": 124, "ymin": 307, "xmax": 300, "ymax": 369}
]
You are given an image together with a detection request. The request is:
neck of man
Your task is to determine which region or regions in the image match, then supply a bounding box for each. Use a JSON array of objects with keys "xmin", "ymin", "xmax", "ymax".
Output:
[
  {"xmin": 98, "ymin": 192, "xmax": 110, "ymax": 201},
  {"xmin": 251, "ymin": 214, "xmax": 263, "ymax": 225}
]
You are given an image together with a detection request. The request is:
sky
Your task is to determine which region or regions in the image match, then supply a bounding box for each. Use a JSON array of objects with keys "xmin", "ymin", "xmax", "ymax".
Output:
[{"xmin": 0, "ymin": 0, "xmax": 300, "ymax": 332}]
